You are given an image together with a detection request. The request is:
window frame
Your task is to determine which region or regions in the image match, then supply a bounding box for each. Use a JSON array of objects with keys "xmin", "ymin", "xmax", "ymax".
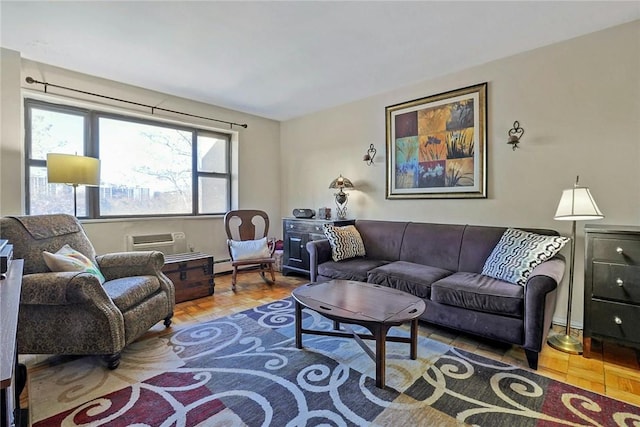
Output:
[{"xmin": 24, "ymin": 97, "xmax": 233, "ymax": 219}]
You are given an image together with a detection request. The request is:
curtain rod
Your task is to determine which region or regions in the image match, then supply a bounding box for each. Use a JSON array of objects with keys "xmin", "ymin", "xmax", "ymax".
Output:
[{"xmin": 25, "ymin": 77, "xmax": 248, "ymax": 129}]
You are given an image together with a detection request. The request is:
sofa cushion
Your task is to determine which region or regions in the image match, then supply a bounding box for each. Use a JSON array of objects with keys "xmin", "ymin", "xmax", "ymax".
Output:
[
  {"xmin": 367, "ymin": 261, "xmax": 453, "ymax": 299},
  {"xmin": 103, "ymin": 276, "xmax": 161, "ymax": 311},
  {"xmin": 323, "ymin": 224, "xmax": 366, "ymax": 262},
  {"xmin": 318, "ymin": 258, "xmax": 388, "ymax": 282},
  {"xmin": 482, "ymin": 228, "xmax": 569, "ymax": 286},
  {"xmin": 399, "ymin": 223, "xmax": 465, "ymax": 272},
  {"xmin": 355, "ymin": 220, "xmax": 408, "ymax": 261},
  {"xmin": 431, "ymin": 272, "xmax": 524, "ymax": 318}
]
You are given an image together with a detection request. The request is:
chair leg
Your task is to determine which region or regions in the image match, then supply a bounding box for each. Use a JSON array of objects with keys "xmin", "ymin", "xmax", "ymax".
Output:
[
  {"xmin": 164, "ymin": 315, "xmax": 172, "ymax": 328},
  {"xmin": 104, "ymin": 352, "xmax": 121, "ymax": 370},
  {"xmin": 269, "ymin": 263, "xmax": 275, "ymax": 283},
  {"xmin": 232, "ymin": 266, "xmax": 238, "ymax": 291}
]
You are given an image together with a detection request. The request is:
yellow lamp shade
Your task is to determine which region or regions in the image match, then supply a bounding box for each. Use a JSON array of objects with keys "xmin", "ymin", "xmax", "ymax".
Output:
[{"xmin": 47, "ymin": 153, "xmax": 100, "ymax": 186}]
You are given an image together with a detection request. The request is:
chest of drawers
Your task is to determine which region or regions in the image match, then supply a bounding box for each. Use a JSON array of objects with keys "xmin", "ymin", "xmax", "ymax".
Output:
[
  {"xmin": 583, "ymin": 225, "xmax": 640, "ymax": 357},
  {"xmin": 282, "ymin": 218, "xmax": 355, "ymax": 277}
]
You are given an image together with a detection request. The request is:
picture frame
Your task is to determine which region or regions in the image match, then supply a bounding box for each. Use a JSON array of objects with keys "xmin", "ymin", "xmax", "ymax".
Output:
[{"xmin": 385, "ymin": 83, "xmax": 487, "ymax": 199}]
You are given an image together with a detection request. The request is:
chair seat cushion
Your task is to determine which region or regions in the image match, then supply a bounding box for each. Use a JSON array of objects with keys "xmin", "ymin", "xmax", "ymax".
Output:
[
  {"xmin": 367, "ymin": 261, "xmax": 453, "ymax": 299},
  {"xmin": 103, "ymin": 276, "xmax": 161, "ymax": 311},
  {"xmin": 431, "ymin": 272, "xmax": 524, "ymax": 318},
  {"xmin": 232, "ymin": 257, "xmax": 274, "ymax": 266}
]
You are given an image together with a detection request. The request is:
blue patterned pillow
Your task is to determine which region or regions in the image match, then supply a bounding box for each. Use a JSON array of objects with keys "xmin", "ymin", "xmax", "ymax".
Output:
[
  {"xmin": 482, "ymin": 228, "xmax": 569, "ymax": 286},
  {"xmin": 323, "ymin": 224, "xmax": 366, "ymax": 262}
]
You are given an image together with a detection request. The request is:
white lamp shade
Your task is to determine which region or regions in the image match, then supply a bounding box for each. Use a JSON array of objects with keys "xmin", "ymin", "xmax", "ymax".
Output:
[
  {"xmin": 47, "ymin": 153, "xmax": 101, "ymax": 186},
  {"xmin": 554, "ymin": 187, "xmax": 604, "ymax": 221}
]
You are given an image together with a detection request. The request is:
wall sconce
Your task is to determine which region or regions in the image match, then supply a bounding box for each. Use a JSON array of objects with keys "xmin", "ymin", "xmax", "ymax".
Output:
[
  {"xmin": 507, "ymin": 121, "xmax": 525, "ymax": 150},
  {"xmin": 363, "ymin": 144, "xmax": 376, "ymax": 165}
]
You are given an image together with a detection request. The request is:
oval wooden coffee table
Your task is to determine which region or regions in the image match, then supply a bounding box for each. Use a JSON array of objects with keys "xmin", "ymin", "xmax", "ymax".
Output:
[{"xmin": 292, "ymin": 279, "xmax": 426, "ymax": 389}]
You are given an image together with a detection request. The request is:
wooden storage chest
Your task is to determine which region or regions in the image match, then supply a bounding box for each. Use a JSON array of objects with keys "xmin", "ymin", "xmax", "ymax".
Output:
[{"xmin": 162, "ymin": 252, "xmax": 214, "ymax": 303}]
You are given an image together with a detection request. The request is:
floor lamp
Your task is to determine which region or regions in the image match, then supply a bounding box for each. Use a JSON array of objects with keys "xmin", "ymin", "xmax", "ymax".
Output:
[
  {"xmin": 547, "ymin": 176, "xmax": 603, "ymax": 354},
  {"xmin": 47, "ymin": 153, "xmax": 101, "ymax": 217}
]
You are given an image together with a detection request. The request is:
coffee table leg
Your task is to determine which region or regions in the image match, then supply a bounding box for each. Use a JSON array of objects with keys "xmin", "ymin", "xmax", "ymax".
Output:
[
  {"xmin": 295, "ymin": 301, "xmax": 302, "ymax": 349},
  {"xmin": 374, "ymin": 324, "xmax": 392, "ymax": 389},
  {"xmin": 410, "ymin": 318, "xmax": 418, "ymax": 360}
]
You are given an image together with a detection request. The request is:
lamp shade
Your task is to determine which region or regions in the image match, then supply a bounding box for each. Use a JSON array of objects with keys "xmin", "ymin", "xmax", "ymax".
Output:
[
  {"xmin": 554, "ymin": 187, "xmax": 603, "ymax": 221},
  {"xmin": 47, "ymin": 153, "xmax": 100, "ymax": 186},
  {"xmin": 328, "ymin": 174, "xmax": 354, "ymax": 190}
]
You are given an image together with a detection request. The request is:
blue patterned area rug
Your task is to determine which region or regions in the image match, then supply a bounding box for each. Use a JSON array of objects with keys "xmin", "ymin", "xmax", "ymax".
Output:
[{"xmin": 30, "ymin": 298, "xmax": 640, "ymax": 426}]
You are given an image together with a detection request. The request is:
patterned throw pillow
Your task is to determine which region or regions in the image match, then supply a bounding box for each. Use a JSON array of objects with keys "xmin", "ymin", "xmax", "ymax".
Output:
[
  {"xmin": 43, "ymin": 244, "xmax": 106, "ymax": 284},
  {"xmin": 229, "ymin": 237, "xmax": 272, "ymax": 261},
  {"xmin": 482, "ymin": 228, "xmax": 569, "ymax": 286},
  {"xmin": 323, "ymin": 224, "xmax": 366, "ymax": 262}
]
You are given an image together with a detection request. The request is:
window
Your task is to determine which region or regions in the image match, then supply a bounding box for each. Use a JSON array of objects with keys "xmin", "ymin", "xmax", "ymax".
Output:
[{"xmin": 25, "ymin": 99, "xmax": 231, "ymax": 218}]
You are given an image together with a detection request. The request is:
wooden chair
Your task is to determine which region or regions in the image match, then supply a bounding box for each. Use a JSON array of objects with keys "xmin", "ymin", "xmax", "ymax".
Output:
[{"xmin": 224, "ymin": 209, "xmax": 276, "ymax": 291}]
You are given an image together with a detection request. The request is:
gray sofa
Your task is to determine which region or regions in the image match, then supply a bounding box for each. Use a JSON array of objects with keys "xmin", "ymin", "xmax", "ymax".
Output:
[{"xmin": 306, "ymin": 220, "xmax": 566, "ymax": 369}]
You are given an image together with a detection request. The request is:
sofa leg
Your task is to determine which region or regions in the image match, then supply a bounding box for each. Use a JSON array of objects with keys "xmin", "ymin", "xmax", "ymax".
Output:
[
  {"xmin": 524, "ymin": 349, "xmax": 539, "ymax": 370},
  {"xmin": 104, "ymin": 353, "xmax": 121, "ymax": 370}
]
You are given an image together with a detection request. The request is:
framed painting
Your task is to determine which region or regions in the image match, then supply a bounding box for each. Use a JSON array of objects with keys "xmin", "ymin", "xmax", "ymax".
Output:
[{"xmin": 385, "ymin": 83, "xmax": 487, "ymax": 199}]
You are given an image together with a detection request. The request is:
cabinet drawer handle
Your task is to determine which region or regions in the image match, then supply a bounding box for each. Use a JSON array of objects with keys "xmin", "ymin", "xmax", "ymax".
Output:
[
  {"xmin": 289, "ymin": 224, "xmax": 294, "ymax": 229},
  {"xmin": 616, "ymin": 247, "xmax": 624, "ymax": 254},
  {"xmin": 614, "ymin": 316, "xmax": 623, "ymax": 325},
  {"xmin": 616, "ymin": 278, "xmax": 624, "ymax": 287}
]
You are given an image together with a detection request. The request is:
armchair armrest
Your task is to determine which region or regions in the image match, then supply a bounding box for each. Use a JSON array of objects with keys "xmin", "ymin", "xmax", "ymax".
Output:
[
  {"xmin": 306, "ymin": 239, "xmax": 332, "ymax": 282},
  {"xmin": 96, "ymin": 251, "xmax": 175, "ymax": 309},
  {"xmin": 523, "ymin": 256, "xmax": 566, "ymax": 352},
  {"xmin": 96, "ymin": 251, "xmax": 165, "ymax": 280},
  {"xmin": 21, "ymin": 271, "xmax": 115, "ymax": 306}
]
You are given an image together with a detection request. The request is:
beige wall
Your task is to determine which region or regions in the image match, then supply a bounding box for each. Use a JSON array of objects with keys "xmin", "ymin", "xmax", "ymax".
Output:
[
  {"xmin": 0, "ymin": 52, "xmax": 282, "ymax": 266},
  {"xmin": 2, "ymin": 21, "xmax": 638, "ymax": 327},
  {"xmin": 0, "ymin": 48, "xmax": 23, "ymax": 215},
  {"xmin": 280, "ymin": 21, "xmax": 640, "ymax": 328}
]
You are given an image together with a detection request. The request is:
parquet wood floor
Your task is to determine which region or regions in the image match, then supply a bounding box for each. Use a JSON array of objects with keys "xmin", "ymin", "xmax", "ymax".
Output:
[{"xmin": 21, "ymin": 271, "xmax": 640, "ymax": 412}]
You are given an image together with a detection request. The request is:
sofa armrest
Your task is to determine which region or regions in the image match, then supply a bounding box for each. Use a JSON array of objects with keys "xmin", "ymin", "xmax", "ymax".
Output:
[
  {"xmin": 96, "ymin": 251, "xmax": 165, "ymax": 280},
  {"xmin": 306, "ymin": 239, "xmax": 332, "ymax": 282},
  {"xmin": 523, "ymin": 256, "xmax": 566, "ymax": 352}
]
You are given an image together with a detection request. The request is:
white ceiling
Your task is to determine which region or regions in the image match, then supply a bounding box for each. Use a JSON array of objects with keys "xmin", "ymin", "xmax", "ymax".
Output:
[{"xmin": 1, "ymin": 1, "xmax": 639, "ymax": 121}]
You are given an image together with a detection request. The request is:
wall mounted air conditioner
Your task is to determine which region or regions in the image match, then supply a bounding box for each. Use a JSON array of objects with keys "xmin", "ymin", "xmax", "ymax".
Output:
[{"xmin": 125, "ymin": 232, "xmax": 187, "ymax": 255}]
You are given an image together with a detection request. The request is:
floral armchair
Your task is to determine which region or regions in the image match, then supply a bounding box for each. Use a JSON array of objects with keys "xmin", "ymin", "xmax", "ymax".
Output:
[{"xmin": 0, "ymin": 214, "xmax": 175, "ymax": 369}]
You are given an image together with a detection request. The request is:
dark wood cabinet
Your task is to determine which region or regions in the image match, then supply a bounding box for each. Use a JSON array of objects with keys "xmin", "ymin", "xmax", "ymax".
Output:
[
  {"xmin": 584, "ymin": 225, "xmax": 640, "ymax": 357},
  {"xmin": 162, "ymin": 252, "xmax": 214, "ymax": 303},
  {"xmin": 282, "ymin": 218, "xmax": 354, "ymax": 277}
]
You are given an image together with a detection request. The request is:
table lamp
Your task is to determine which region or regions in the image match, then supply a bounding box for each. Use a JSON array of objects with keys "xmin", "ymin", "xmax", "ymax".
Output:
[{"xmin": 328, "ymin": 174, "xmax": 354, "ymax": 220}]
